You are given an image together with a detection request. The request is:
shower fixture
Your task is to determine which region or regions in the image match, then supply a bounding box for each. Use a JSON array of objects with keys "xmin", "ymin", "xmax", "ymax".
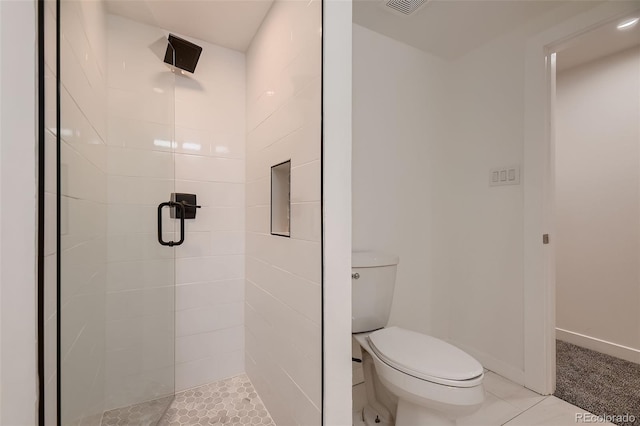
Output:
[
  {"xmin": 164, "ymin": 34, "xmax": 202, "ymax": 73},
  {"xmin": 157, "ymin": 193, "xmax": 201, "ymax": 247}
]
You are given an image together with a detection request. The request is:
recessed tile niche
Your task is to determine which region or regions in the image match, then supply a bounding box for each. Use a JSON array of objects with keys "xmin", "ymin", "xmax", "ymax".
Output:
[{"xmin": 271, "ymin": 160, "xmax": 291, "ymax": 237}]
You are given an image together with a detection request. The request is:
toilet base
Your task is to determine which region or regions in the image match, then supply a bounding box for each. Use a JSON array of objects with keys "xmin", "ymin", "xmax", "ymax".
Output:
[
  {"xmin": 395, "ymin": 399, "xmax": 455, "ymax": 426},
  {"xmin": 363, "ymin": 405, "xmax": 393, "ymax": 426},
  {"xmin": 353, "ymin": 410, "xmax": 366, "ymax": 426}
]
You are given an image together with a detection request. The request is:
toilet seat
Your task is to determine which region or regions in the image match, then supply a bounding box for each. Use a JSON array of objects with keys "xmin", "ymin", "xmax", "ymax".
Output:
[{"xmin": 367, "ymin": 327, "xmax": 483, "ymax": 388}]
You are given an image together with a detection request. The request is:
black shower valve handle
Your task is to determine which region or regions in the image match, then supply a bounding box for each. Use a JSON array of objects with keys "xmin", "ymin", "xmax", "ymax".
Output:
[{"xmin": 179, "ymin": 200, "xmax": 201, "ymax": 209}]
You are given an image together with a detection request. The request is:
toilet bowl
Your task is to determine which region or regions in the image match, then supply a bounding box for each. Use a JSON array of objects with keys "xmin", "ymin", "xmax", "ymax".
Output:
[
  {"xmin": 354, "ymin": 328, "xmax": 484, "ymax": 426},
  {"xmin": 352, "ymin": 252, "xmax": 485, "ymax": 425}
]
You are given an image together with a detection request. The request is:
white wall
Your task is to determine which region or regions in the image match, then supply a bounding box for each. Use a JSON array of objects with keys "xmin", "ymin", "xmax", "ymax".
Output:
[
  {"xmin": 352, "ymin": 17, "xmax": 528, "ymax": 384},
  {"xmin": 0, "ymin": 1, "xmax": 38, "ymax": 424},
  {"xmin": 323, "ymin": 1, "xmax": 353, "ymax": 424},
  {"xmin": 244, "ymin": 0, "xmax": 322, "ymax": 424},
  {"xmin": 352, "ymin": 24, "xmax": 450, "ymax": 338},
  {"xmin": 555, "ymin": 46, "xmax": 640, "ymax": 361},
  {"xmin": 352, "ymin": 2, "xmax": 607, "ymax": 388},
  {"xmin": 435, "ymin": 29, "xmax": 529, "ymax": 379},
  {"xmin": 105, "ymin": 14, "xmax": 246, "ymax": 409}
]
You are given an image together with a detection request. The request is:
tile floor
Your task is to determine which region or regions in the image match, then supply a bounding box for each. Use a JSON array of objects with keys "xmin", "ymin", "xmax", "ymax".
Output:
[
  {"xmin": 353, "ymin": 370, "xmax": 616, "ymax": 425},
  {"xmin": 101, "ymin": 374, "xmax": 274, "ymax": 426},
  {"xmin": 101, "ymin": 396, "xmax": 173, "ymax": 425}
]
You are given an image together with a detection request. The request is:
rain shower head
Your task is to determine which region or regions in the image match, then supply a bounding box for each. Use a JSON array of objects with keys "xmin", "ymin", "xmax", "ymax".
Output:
[{"xmin": 164, "ymin": 34, "xmax": 202, "ymax": 74}]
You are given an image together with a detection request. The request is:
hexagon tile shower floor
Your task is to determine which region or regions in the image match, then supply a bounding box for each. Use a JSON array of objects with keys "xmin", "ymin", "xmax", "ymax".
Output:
[{"xmin": 101, "ymin": 374, "xmax": 275, "ymax": 426}]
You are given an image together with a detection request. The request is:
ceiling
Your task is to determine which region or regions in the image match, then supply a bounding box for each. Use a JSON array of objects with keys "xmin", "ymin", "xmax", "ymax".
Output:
[
  {"xmin": 556, "ymin": 14, "xmax": 640, "ymax": 71},
  {"xmin": 354, "ymin": 0, "xmax": 574, "ymax": 60},
  {"xmin": 106, "ymin": 0, "xmax": 274, "ymax": 52}
]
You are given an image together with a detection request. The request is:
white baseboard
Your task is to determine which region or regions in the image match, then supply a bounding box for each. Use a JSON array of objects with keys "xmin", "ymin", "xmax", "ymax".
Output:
[
  {"xmin": 447, "ymin": 339, "xmax": 526, "ymax": 387},
  {"xmin": 556, "ymin": 328, "xmax": 640, "ymax": 364}
]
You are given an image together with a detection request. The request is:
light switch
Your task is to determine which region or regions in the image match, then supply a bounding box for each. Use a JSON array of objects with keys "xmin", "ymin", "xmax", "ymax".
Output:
[{"xmin": 490, "ymin": 166, "xmax": 520, "ymax": 186}]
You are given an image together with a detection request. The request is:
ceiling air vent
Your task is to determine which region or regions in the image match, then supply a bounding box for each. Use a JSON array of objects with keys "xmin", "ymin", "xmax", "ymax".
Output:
[{"xmin": 384, "ymin": 0, "xmax": 429, "ymax": 16}]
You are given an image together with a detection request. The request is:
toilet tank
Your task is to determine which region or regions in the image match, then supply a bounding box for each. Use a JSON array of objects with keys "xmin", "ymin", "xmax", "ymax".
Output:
[{"xmin": 352, "ymin": 251, "xmax": 399, "ymax": 333}]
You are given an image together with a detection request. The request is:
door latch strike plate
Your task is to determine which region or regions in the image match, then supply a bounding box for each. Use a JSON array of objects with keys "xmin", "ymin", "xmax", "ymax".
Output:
[{"xmin": 543, "ymin": 234, "xmax": 549, "ymax": 244}]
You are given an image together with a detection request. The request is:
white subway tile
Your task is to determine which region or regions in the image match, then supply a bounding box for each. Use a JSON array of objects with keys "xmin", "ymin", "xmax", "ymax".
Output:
[
  {"xmin": 246, "ymin": 178, "xmax": 270, "ymax": 207},
  {"xmin": 210, "ymin": 129, "xmax": 246, "ymax": 160},
  {"xmin": 107, "ymin": 204, "xmax": 158, "ymax": 235},
  {"xmin": 175, "ymin": 357, "xmax": 218, "ymax": 392},
  {"xmin": 174, "ymin": 231, "xmax": 245, "ymax": 258},
  {"xmin": 106, "ymin": 259, "xmax": 174, "ymax": 292},
  {"xmin": 176, "ymin": 302, "xmax": 244, "ymax": 337},
  {"xmin": 290, "ymin": 202, "xmax": 321, "ymax": 242},
  {"xmin": 210, "ymin": 231, "xmax": 245, "ymax": 255},
  {"xmin": 61, "ymin": 142, "xmax": 107, "ymax": 203},
  {"xmin": 107, "ymin": 175, "xmax": 173, "ymax": 206},
  {"xmin": 246, "ymin": 233, "xmax": 321, "ymax": 284},
  {"xmin": 216, "ymin": 350, "xmax": 245, "ymax": 382},
  {"xmin": 106, "ymin": 286, "xmax": 173, "ymax": 321},
  {"xmin": 108, "ymin": 87, "xmax": 173, "ymax": 125},
  {"xmin": 107, "ymin": 146, "xmax": 174, "ymax": 179},
  {"xmin": 107, "ymin": 115, "xmax": 173, "ymax": 151},
  {"xmin": 181, "ymin": 207, "xmax": 245, "ymax": 233},
  {"xmin": 174, "ymin": 126, "xmax": 213, "ymax": 157},
  {"xmin": 60, "ymin": 35, "xmax": 101, "ymax": 138},
  {"xmin": 175, "ymin": 255, "xmax": 244, "ymax": 285},
  {"xmin": 174, "ymin": 181, "xmax": 244, "ymax": 208},
  {"xmin": 174, "ymin": 360, "xmax": 213, "ymax": 391},
  {"xmin": 291, "ymin": 160, "xmax": 320, "ymax": 203},
  {"xmin": 246, "ymin": 206, "xmax": 270, "ymax": 234},
  {"xmin": 293, "ymin": 120, "xmax": 322, "ymax": 165},
  {"xmin": 60, "ymin": 240, "xmax": 107, "ymax": 303},
  {"xmin": 175, "ymin": 326, "xmax": 243, "ymax": 364},
  {"xmin": 60, "ymin": 87, "xmax": 107, "ymax": 171},
  {"xmin": 106, "ymin": 313, "xmax": 173, "ymax": 352},
  {"xmin": 107, "ymin": 234, "xmax": 173, "ymax": 263},
  {"xmin": 176, "ymin": 279, "xmax": 244, "ymax": 311},
  {"xmin": 61, "ymin": 197, "xmax": 106, "ymax": 252},
  {"xmin": 175, "ymin": 154, "xmax": 245, "ymax": 183},
  {"xmin": 246, "ymin": 256, "xmax": 321, "ymax": 323}
]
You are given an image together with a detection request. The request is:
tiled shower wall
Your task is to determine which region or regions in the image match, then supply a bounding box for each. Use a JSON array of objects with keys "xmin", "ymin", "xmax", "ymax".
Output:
[
  {"xmin": 105, "ymin": 14, "xmax": 176, "ymax": 410},
  {"xmin": 172, "ymin": 29, "xmax": 246, "ymax": 391},
  {"xmin": 57, "ymin": 0, "xmax": 109, "ymax": 423},
  {"xmin": 105, "ymin": 14, "xmax": 246, "ymax": 410},
  {"xmin": 245, "ymin": 0, "xmax": 323, "ymax": 424}
]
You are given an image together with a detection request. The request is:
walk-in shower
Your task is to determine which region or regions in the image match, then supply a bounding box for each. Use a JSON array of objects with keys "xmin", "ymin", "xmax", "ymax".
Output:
[{"xmin": 42, "ymin": 0, "xmax": 323, "ymax": 424}]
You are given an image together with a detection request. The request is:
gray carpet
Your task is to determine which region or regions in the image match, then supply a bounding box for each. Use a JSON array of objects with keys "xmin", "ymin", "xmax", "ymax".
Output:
[{"xmin": 555, "ymin": 340, "xmax": 640, "ymax": 426}]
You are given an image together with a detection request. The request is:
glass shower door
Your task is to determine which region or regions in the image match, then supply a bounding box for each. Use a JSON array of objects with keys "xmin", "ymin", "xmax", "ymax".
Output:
[{"xmin": 58, "ymin": 1, "xmax": 177, "ymax": 424}]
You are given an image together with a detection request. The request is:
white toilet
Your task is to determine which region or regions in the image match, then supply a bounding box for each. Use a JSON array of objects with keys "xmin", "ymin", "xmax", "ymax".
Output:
[{"xmin": 352, "ymin": 252, "xmax": 485, "ymax": 426}]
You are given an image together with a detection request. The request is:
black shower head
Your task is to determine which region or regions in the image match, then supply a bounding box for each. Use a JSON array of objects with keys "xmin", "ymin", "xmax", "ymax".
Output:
[{"xmin": 164, "ymin": 34, "xmax": 202, "ymax": 74}]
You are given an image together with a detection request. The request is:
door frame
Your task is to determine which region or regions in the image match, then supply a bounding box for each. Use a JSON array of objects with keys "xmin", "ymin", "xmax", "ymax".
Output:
[{"xmin": 523, "ymin": 1, "xmax": 640, "ymax": 395}]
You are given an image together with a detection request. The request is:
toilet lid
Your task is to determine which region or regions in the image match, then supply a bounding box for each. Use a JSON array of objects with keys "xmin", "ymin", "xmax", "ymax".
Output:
[{"xmin": 367, "ymin": 327, "xmax": 483, "ymax": 385}]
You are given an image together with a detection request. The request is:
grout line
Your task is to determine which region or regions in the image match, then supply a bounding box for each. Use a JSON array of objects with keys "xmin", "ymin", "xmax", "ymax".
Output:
[{"xmin": 500, "ymin": 396, "xmax": 550, "ymax": 425}]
